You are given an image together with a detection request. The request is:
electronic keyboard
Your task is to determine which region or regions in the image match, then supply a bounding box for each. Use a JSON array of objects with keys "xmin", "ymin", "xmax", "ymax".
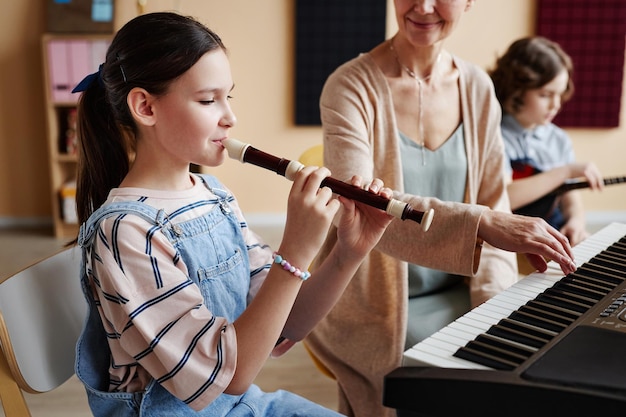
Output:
[{"xmin": 384, "ymin": 222, "xmax": 626, "ymax": 417}]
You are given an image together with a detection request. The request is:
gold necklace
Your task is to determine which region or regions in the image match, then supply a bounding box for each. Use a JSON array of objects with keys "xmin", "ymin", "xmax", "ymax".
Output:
[{"xmin": 389, "ymin": 39, "xmax": 441, "ymax": 166}]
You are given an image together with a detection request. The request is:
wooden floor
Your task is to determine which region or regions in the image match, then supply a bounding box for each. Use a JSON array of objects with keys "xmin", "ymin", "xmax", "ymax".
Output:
[{"xmin": 0, "ymin": 225, "xmax": 338, "ymax": 416}]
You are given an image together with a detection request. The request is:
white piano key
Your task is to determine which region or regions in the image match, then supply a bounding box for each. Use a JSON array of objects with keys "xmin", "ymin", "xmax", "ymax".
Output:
[
  {"xmin": 403, "ymin": 345, "xmax": 488, "ymax": 369},
  {"xmin": 466, "ymin": 307, "xmax": 502, "ymax": 322},
  {"xmin": 412, "ymin": 344, "xmax": 490, "ymax": 370},
  {"xmin": 505, "ymin": 280, "xmax": 552, "ymax": 297},
  {"xmin": 456, "ymin": 316, "xmax": 491, "ymax": 332},
  {"xmin": 474, "ymin": 301, "xmax": 514, "ymax": 317},
  {"xmin": 484, "ymin": 297, "xmax": 519, "ymax": 313},
  {"xmin": 495, "ymin": 287, "xmax": 534, "ymax": 304},
  {"xmin": 438, "ymin": 324, "xmax": 479, "ymax": 344},
  {"xmin": 448, "ymin": 320, "xmax": 486, "ymax": 336},
  {"xmin": 419, "ymin": 335, "xmax": 462, "ymax": 354},
  {"xmin": 429, "ymin": 331, "xmax": 467, "ymax": 348},
  {"xmin": 406, "ymin": 339, "xmax": 491, "ymax": 369},
  {"xmin": 518, "ymin": 275, "xmax": 558, "ymax": 292},
  {"xmin": 529, "ymin": 277, "xmax": 560, "ymax": 289},
  {"xmin": 505, "ymin": 281, "xmax": 543, "ymax": 295},
  {"xmin": 484, "ymin": 295, "xmax": 518, "ymax": 311},
  {"xmin": 506, "ymin": 282, "xmax": 550, "ymax": 299}
]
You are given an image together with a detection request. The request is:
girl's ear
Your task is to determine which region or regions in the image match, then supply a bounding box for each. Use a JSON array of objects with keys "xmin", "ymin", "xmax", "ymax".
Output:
[{"xmin": 127, "ymin": 87, "xmax": 156, "ymax": 126}]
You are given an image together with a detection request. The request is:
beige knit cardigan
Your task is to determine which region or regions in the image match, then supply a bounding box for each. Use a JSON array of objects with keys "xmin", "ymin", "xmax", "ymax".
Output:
[{"xmin": 305, "ymin": 53, "xmax": 518, "ymax": 417}]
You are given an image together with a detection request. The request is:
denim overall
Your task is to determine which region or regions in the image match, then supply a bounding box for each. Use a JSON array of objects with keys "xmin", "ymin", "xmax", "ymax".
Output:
[{"xmin": 75, "ymin": 175, "xmax": 342, "ymax": 417}]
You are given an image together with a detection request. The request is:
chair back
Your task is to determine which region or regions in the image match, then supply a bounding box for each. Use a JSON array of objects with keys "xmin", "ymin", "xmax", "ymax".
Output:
[
  {"xmin": 0, "ymin": 246, "xmax": 85, "ymax": 415},
  {"xmin": 298, "ymin": 144, "xmax": 324, "ymax": 167}
]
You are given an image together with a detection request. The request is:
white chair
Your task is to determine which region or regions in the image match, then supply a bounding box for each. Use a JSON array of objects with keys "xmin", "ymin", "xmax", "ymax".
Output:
[{"xmin": 0, "ymin": 245, "xmax": 85, "ymax": 416}]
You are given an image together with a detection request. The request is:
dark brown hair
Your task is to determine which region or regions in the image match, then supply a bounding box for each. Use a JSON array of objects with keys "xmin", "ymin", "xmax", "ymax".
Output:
[
  {"xmin": 74, "ymin": 12, "xmax": 226, "ymax": 225},
  {"xmin": 488, "ymin": 36, "xmax": 574, "ymax": 114}
]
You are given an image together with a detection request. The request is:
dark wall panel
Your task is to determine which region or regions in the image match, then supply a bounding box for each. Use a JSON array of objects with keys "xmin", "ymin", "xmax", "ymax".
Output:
[
  {"xmin": 537, "ymin": 0, "xmax": 626, "ymax": 128},
  {"xmin": 295, "ymin": 0, "xmax": 387, "ymax": 125}
]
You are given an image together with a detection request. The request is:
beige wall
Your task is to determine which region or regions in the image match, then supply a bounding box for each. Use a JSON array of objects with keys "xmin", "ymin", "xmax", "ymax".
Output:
[
  {"xmin": 1, "ymin": 0, "xmax": 625, "ymax": 225},
  {"xmin": 0, "ymin": 2, "xmax": 48, "ymax": 221}
]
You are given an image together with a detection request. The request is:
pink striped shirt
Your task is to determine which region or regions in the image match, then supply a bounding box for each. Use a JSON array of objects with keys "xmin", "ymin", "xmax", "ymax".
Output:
[{"xmin": 86, "ymin": 174, "xmax": 271, "ymax": 411}]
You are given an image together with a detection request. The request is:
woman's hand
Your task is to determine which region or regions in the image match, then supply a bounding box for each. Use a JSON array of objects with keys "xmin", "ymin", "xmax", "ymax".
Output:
[
  {"xmin": 334, "ymin": 176, "xmax": 395, "ymax": 260},
  {"xmin": 478, "ymin": 210, "xmax": 577, "ymax": 274}
]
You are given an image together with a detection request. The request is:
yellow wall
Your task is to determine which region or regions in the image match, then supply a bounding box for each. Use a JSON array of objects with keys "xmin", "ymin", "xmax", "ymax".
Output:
[{"xmin": 1, "ymin": 0, "xmax": 625, "ymax": 224}]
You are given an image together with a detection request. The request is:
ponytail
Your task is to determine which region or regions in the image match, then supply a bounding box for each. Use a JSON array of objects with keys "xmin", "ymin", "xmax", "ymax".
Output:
[{"xmin": 75, "ymin": 82, "xmax": 130, "ymax": 225}]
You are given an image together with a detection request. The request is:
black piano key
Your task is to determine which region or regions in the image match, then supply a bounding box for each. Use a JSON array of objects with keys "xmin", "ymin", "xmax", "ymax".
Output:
[
  {"xmin": 564, "ymin": 274, "xmax": 615, "ymax": 294},
  {"xmin": 590, "ymin": 254, "xmax": 626, "ymax": 273},
  {"xmin": 544, "ymin": 286, "xmax": 600, "ymax": 306},
  {"xmin": 500, "ymin": 318, "xmax": 558, "ymax": 339},
  {"xmin": 557, "ymin": 277, "xmax": 608, "ymax": 299},
  {"xmin": 597, "ymin": 250, "xmax": 626, "ymax": 263},
  {"xmin": 569, "ymin": 270, "xmax": 619, "ymax": 291},
  {"xmin": 520, "ymin": 303, "xmax": 577, "ymax": 326},
  {"xmin": 581, "ymin": 261, "xmax": 626, "ymax": 282},
  {"xmin": 603, "ymin": 238, "xmax": 625, "ymax": 250},
  {"xmin": 484, "ymin": 327, "xmax": 544, "ymax": 349},
  {"xmin": 575, "ymin": 265, "xmax": 623, "ymax": 285},
  {"xmin": 486, "ymin": 318, "xmax": 554, "ymax": 349},
  {"xmin": 526, "ymin": 300, "xmax": 580, "ymax": 322},
  {"xmin": 606, "ymin": 239, "xmax": 626, "ymax": 249},
  {"xmin": 535, "ymin": 292, "xmax": 589, "ymax": 313},
  {"xmin": 552, "ymin": 280, "xmax": 605, "ymax": 300},
  {"xmin": 462, "ymin": 339, "xmax": 528, "ymax": 367},
  {"xmin": 509, "ymin": 309, "xmax": 567, "ymax": 333},
  {"xmin": 579, "ymin": 259, "xmax": 624, "ymax": 276},
  {"xmin": 597, "ymin": 249, "xmax": 621, "ymax": 257},
  {"xmin": 454, "ymin": 344, "xmax": 517, "ymax": 371},
  {"xmin": 611, "ymin": 237, "xmax": 626, "ymax": 245},
  {"xmin": 475, "ymin": 333, "xmax": 537, "ymax": 357},
  {"xmin": 604, "ymin": 238, "xmax": 626, "ymax": 252}
]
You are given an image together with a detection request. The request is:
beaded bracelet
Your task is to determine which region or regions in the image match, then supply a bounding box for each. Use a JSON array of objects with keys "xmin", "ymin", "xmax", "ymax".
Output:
[{"xmin": 272, "ymin": 252, "xmax": 311, "ymax": 281}]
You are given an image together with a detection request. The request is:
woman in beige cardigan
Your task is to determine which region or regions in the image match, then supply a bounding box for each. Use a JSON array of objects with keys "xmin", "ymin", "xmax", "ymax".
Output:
[{"xmin": 305, "ymin": 1, "xmax": 576, "ymax": 416}]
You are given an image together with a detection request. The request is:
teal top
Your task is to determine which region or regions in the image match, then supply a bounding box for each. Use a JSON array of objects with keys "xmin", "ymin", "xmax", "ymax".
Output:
[
  {"xmin": 399, "ymin": 123, "xmax": 467, "ymax": 297},
  {"xmin": 399, "ymin": 123, "xmax": 472, "ymax": 347}
]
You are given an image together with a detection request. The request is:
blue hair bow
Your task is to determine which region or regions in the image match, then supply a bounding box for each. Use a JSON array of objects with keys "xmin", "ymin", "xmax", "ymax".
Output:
[{"xmin": 72, "ymin": 64, "xmax": 104, "ymax": 93}]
